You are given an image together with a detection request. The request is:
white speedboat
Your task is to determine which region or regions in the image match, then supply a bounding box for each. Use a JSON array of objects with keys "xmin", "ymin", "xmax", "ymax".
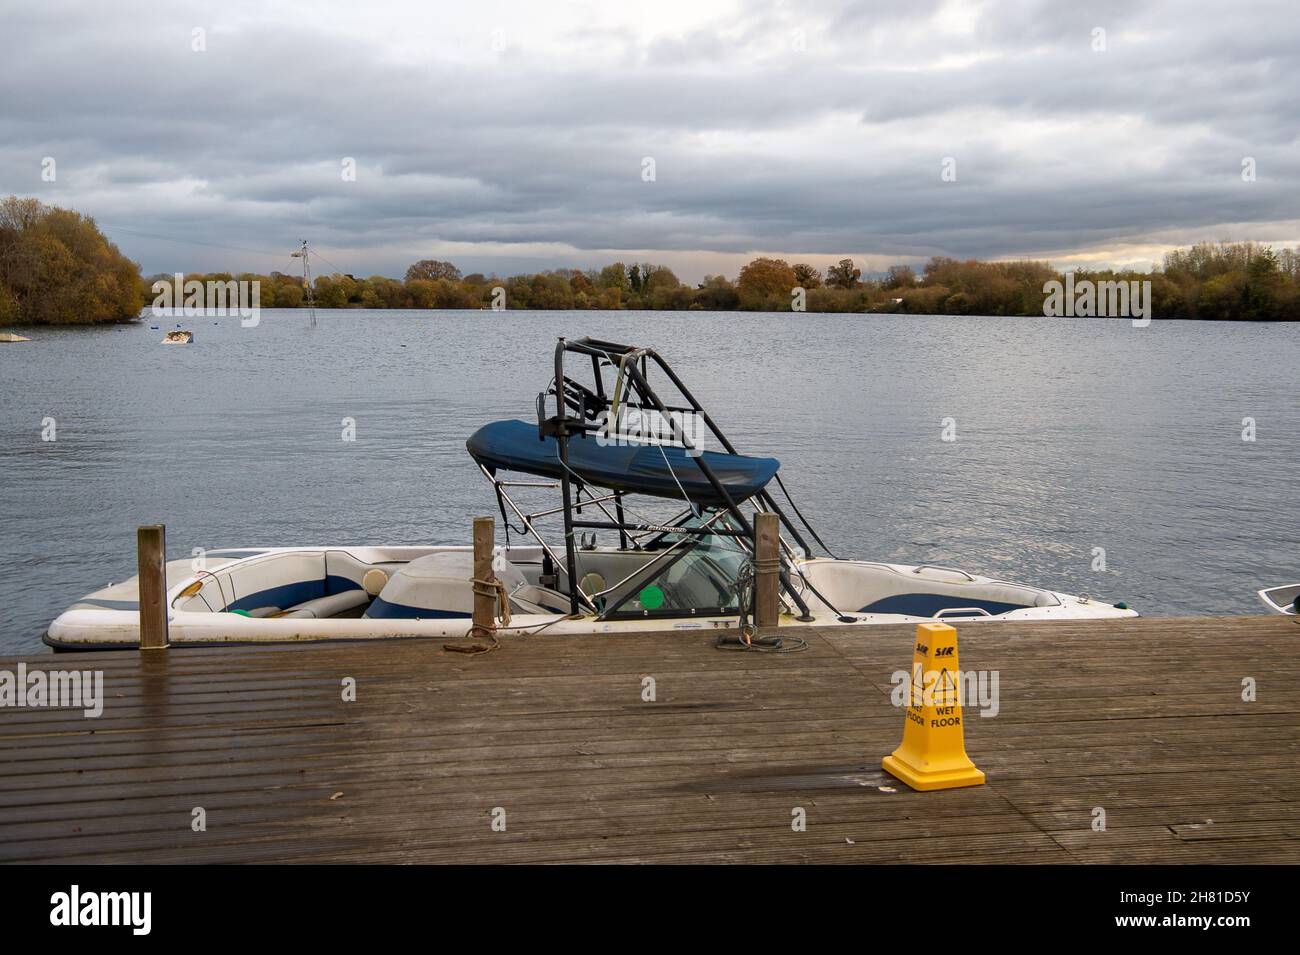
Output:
[
  {"xmin": 46, "ymin": 337, "xmax": 1136, "ymax": 650},
  {"xmin": 1258, "ymin": 584, "xmax": 1300, "ymax": 615}
]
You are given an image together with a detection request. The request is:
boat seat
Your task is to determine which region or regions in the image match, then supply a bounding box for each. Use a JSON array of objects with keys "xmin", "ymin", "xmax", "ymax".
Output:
[
  {"xmin": 173, "ymin": 550, "xmax": 379, "ymax": 615},
  {"xmin": 323, "ymin": 550, "xmax": 373, "ymax": 594},
  {"xmin": 366, "ymin": 552, "xmax": 531, "ymax": 619},
  {"xmin": 512, "ymin": 584, "xmax": 571, "ymax": 613},
  {"xmin": 553, "ymin": 551, "xmax": 658, "ymax": 594},
  {"xmin": 274, "ymin": 589, "xmax": 372, "ymax": 619}
]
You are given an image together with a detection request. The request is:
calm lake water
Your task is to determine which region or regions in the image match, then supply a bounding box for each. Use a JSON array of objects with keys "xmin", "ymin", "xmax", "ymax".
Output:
[{"xmin": 0, "ymin": 309, "xmax": 1295, "ymax": 653}]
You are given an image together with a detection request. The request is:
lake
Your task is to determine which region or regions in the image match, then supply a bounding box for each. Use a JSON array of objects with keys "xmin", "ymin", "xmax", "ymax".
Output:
[{"xmin": 0, "ymin": 309, "xmax": 1295, "ymax": 653}]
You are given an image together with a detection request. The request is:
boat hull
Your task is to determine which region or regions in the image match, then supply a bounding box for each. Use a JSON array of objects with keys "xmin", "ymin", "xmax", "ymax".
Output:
[
  {"xmin": 1258, "ymin": 583, "xmax": 1300, "ymax": 614},
  {"xmin": 44, "ymin": 545, "xmax": 1137, "ymax": 650}
]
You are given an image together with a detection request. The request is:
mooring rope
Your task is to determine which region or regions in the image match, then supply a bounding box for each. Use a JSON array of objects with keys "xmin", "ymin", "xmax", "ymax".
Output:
[
  {"xmin": 716, "ymin": 558, "xmax": 809, "ymax": 653},
  {"xmin": 443, "ymin": 576, "xmax": 511, "ymax": 654},
  {"xmin": 442, "ymin": 579, "xmax": 587, "ymax": 655}
]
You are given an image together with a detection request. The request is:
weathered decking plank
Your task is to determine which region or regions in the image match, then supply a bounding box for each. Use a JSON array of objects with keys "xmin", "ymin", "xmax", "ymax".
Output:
[{"xmin": 0, "ymin": 615, "xmax": 1296, "ymax": 863}]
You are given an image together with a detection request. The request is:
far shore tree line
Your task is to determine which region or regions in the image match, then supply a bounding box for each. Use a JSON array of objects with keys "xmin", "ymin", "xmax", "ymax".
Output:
[
  {"xmin": 151, "ymin": 244, "xmax": 1300, "ymax": 323},
  {"xmin": 4, "ymin": 196, "xmax": 1299, "ymax": 324}
]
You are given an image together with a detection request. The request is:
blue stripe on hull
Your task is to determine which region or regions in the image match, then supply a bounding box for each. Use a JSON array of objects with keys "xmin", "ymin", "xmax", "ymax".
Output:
[
  {"xmin": 227, "ymin": 579, "xmax": 326, "ymax": 613},
  {"xmin": 860, "ymin": 593, "xmax": 1028, "ymax": 617},
  {"xmin": 364, "ymin": 597, "xmax": 470, "ymax": 620},
  {"xmin": 325, "ymin": 575, "xmax": 363, "ymax": 596}
]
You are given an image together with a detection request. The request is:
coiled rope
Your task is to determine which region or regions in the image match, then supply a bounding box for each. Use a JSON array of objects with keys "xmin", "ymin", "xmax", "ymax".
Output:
[
  {"xmin": 717, "ymin": 558, "xmax": 808, "ymax": 653},
  {"xmin": 443, "ymin": 576, "xmax": 511, "ymax": 655},
  {"xmin": 443, "ymin": 578, "xmax": 582, "ymax": 654}
]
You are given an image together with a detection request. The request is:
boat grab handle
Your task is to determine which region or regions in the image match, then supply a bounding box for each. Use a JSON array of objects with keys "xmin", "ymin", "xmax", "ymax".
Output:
[
  {"xmin": 934, "ymin": 606, "xmax": 993, "ymax": 618},
  {"xmin": 912, "ymin": 565, "xmax": 976, "ymax": 582}
]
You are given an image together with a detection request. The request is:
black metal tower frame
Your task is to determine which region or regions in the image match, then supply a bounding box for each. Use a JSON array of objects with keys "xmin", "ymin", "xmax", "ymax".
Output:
[{"xmin": 538, "ymin": 337, "xmax": 817, "ymax": 619}]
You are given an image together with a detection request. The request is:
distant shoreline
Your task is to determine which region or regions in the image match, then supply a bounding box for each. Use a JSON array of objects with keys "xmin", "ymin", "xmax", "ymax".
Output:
[
  {"xmin": 131, "ymin": 243, "xmax": 1300, "ymax": 324},
  {"xmin": 5, "ymin": 196, "xmax": 1298, "ymax": 325},
  {"xmin": 6, "ymin": 308, "xmax": 1300, "ymax": 330}
]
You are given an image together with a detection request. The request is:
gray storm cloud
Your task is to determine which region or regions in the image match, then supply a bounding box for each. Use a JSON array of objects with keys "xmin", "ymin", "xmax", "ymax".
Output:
[{"xmin": 1, "ymin": 0, "xmax": 1296, "ymax": 280}]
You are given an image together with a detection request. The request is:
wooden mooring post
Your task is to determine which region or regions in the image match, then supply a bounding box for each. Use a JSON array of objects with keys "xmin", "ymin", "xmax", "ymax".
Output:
[
  {"xmin": 137, "ymin": 524, "xmax": 169, "ymax": 650},
  {"xmin": 472, "ymin": 516, "xmax": 496, "ymax": 633},
  {"xmin": 753, "ymin": 512, "xmax": 780, "ymax": 630}
]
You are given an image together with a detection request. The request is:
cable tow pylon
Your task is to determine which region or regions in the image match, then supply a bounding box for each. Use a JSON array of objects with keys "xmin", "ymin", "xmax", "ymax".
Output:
[{"xmin": 289, "ymin": 239, "xmax": 317, "ymax": 327}]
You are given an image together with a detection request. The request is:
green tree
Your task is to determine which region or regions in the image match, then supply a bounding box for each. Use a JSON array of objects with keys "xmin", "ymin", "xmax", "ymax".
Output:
[
  {"xmin": 1243, "ymin": 247, "xmax": 1286, "ymax": 320},
  {"xmin": 641, "ymin": 265, "xmax": 681, "ymax": 299},
  {"xmin": 599, "ymin": 263, "xmax": 629, "ymax": 290},
  {"xmin": 694, "ymin": 275, "xmax": 739, "ymax": 310},
  {"xmin": 274, "ymin": 279, "xmax": 304, "ymax": 308},
  {"xmin": 882, "ymin": 265, "xmax": 915, "ymax": 290},
  {"xmin": 1197, "ymin": 273, "xmax": 1247, "ymax": 321},
  {"xmin": 0, "ymin": 284, "xmax": 19, "ymax": 323},
  {"xmin": 825, "ymin": 258, "xmax": 861, "ymax": 290},
  {"xmin": 792, "ymin": 263, "xmax": 822, "ymax": 288},
  {"xmin": 312, "ymin": 275, "xmax": 347, "ymax": 309}
]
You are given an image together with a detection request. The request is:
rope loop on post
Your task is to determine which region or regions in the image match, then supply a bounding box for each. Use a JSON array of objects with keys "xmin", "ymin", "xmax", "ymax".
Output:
[
  {"xmin": 444, "ymin": 576, "xmax": 511, "ymax": 654},
  {"xmin": 716, "ymin": 556, "xmax": 809, "ymax": 653}
]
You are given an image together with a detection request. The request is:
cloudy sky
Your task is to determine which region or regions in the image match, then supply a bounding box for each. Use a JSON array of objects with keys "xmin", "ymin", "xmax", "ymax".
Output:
[{"xmin": 3, "ymin": 0, "xmax": 1297, "ymax": 281}]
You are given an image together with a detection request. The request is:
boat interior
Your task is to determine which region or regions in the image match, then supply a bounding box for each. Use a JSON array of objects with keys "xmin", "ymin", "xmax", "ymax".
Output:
[{"xmin": 157, "ymin": 539, "xmax": 1060, "ymax": 625}]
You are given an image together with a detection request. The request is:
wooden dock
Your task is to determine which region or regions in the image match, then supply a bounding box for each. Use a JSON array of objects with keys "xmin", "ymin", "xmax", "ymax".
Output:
[{"xmin": 1, "ymin": 615, "xmax": 1297, "ymax": 864}]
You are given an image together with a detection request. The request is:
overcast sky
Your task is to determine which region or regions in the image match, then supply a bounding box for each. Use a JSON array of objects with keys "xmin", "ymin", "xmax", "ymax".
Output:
[{"xmin": 3, "ymin": 0, "xmax": 1297, "ymax": 282}]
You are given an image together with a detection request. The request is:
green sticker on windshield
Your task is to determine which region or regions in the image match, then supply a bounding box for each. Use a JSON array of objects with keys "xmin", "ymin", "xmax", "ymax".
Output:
[{"xmin": 639, "ymin": 585, "xmax": 665, "ymax": 610}]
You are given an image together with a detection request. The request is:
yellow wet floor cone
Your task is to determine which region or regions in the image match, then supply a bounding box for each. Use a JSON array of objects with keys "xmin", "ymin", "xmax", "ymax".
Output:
[{"xmin": 882, "ymin": 621, "xmax": 986, "ymax": 791}]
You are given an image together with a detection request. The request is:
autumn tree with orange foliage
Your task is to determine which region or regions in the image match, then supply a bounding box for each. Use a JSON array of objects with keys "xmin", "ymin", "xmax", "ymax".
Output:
[
  {"xmin": 0, "ymin": 196, "xmax": 143, "ymax": 325},
  {"xmin": 736, "ymin": 257, "xmax": 797, "ymax": 309}
]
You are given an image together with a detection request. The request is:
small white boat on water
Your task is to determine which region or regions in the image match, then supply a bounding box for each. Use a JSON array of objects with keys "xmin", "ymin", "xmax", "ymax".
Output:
[
  {"xmin": 46, "ymin": 337, "xmax": 1136, "ymax": 650},
  {"xmin": 1258, "ymin": 584, "xmax": 1300, "ymax": 614}
]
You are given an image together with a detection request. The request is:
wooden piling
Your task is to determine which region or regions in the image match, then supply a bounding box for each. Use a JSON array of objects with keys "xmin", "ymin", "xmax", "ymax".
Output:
[
  {"xmin": 136, "ymin": 524, "xmax": 169, "ymax": 651},
  {"xmin": 753, "ymin": 512, "xmax": 780, "ymax": 630},
  {"xmin": 472, "ymin": 516, "xmax": 496, "ymax": 633}
]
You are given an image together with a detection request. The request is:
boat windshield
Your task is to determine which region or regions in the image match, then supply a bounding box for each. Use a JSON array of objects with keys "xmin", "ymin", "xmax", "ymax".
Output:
[{"xmin": 602, "ymin": 517, "xmax": 749, "ymax": 618}]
